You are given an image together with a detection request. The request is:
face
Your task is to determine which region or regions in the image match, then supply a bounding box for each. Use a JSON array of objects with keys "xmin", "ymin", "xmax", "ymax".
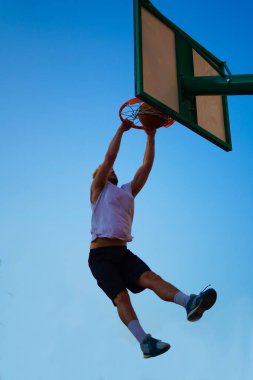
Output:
[{"xmin": 108, "ymin": 168, "xmax": 118, "ymax": 185}]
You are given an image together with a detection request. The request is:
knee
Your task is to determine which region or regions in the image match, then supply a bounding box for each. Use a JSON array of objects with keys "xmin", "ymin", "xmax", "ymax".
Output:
[
  {"xmin": 114, "ymin": 290, "xmax": 130, "ymax": 306},
  {"xmin": 138, "ymin": 271, "xmax": 162, "ymax": 288}
]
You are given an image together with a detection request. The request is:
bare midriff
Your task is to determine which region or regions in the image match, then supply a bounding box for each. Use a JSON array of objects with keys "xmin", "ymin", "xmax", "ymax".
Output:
[{"xmin": 90, "ymin": 237, "xmax": 127, "ymax": 250}]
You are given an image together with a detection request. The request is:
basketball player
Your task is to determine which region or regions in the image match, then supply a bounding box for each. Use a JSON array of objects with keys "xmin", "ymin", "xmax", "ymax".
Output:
[{"xmin": 88, "ymin": 119, "xmax": 217, "ymax": 358}]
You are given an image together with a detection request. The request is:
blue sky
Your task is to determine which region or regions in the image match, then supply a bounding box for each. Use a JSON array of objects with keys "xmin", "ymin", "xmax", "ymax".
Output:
[{"xmin": 1, "ymin": 1, "xmax": 253, "ymax": 379}]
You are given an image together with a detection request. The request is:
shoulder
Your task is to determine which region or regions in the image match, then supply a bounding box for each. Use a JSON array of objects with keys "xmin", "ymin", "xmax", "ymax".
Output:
[{"xmin": 90, "ymin": 181, "xmax": 110, "ymax": 204}]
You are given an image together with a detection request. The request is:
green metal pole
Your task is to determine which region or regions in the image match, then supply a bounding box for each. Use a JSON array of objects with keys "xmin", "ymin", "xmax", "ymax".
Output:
[{"xmin": 182, "ymin": 74, "xmax": 253, "ymax": 96}]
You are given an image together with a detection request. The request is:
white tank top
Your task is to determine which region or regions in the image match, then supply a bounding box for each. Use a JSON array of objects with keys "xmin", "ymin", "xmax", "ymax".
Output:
[{"xmin": 91, "ymin": 181, "xmax": 134, "ymax": 242}]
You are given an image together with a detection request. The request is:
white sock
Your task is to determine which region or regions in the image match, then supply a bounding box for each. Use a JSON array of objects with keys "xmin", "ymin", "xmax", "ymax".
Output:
[
  {"xmin": 174, "ymin": 291, "xmax": 191, "ymax": 307},
  {"xmin": 127, "ymin": 320, "xmax": 148, "ymax": 343}
]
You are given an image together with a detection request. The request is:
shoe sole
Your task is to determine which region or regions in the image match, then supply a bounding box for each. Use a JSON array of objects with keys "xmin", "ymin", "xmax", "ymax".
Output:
[
  {"xmin": 187, "ymin": 289, "xmax": 217, "ymax": 322},
  {"xmin": 143, "ymin": 344, "xmax": 171, "ymax": 359}
]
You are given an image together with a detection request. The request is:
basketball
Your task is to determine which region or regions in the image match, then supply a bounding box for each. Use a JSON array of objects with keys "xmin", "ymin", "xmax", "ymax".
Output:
[{"xmin": 138, "ymin": 103, "xmax": 168, "ymax": 129}]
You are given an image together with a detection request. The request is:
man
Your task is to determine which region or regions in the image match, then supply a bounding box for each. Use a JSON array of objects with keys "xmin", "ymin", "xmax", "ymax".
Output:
[{"xmin": 88, "ymin": 119, "xmax": 217, "ymax": 359}]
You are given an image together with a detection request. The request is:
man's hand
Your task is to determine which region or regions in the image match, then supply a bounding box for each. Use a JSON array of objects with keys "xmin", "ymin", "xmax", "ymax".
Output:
[{"xmin": 119, "ymin": 119, "xmax": 133, "ymax": 132}]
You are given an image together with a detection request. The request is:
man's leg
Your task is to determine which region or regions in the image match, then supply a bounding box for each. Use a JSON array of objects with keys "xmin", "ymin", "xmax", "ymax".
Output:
[
  {"xmin": 114, "ymin": 290, "xmax": 137, "ymax": 325},
  {"xmin": 114, "ymin": 290, "xmax": 147, "ymax": 343},
  {"xmin": 114, "ymin": 290, "xmax": 170, "ymax": 358},
  {"xmin": 137, "ymin": 271, "xmax": 217, "ymax": 321},
  {"xmin": 137, "ymin": 271, "xmax": 188, "ymax": 303}
]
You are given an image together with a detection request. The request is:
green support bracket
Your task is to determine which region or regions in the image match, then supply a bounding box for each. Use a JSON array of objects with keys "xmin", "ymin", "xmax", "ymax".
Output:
[{"xmin": 182, "ymin": 74, "xmax": 253, "ymax": 96}]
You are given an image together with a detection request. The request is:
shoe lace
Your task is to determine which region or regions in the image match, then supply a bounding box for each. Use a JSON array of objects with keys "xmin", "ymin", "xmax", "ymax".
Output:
[{"xmin": 201, "ymin": 284, "xmax": 211, "ymax": 293}]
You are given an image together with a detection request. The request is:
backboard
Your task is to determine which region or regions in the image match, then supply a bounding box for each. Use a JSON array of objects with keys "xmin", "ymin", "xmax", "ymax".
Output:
[{"xmin": 134, "ymin": 0, "xmax": 232, "ymax": 151}]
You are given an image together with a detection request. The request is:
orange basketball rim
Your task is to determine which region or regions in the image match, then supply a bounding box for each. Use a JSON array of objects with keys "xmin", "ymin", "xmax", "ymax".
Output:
[{"xmin": 119, "ymin": 97, "xmax": 175, "ymax": 130}]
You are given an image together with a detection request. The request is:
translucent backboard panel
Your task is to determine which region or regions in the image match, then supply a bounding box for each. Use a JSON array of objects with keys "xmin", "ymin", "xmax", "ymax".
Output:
[
  {"xmin": 141, "ymin": 7, "xmax": 179, "ymax": 112},
  {"xmin": 134, "ymin": 0, "xmax": 232, "ymax": 151},
  {"xmin": 193, "ymin": 50, "xmax": 226, "ymax": 143}
]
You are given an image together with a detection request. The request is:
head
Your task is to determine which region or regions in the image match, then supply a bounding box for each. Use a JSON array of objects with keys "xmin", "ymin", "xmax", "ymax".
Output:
[
  {"xmin": 108, "ymin": 168, "xmax": 118, "ymax": 185},
  {"xmin": 92, "ymin": 166, "xmax": 118, "ymax": 186}
]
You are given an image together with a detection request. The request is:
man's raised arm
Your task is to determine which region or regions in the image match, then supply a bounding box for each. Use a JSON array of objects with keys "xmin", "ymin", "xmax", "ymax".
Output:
[
  {"xmin": 131, "ymin": 128, "xmax": 156, "ymax": 198},
  {"xmin": 91, "ymin": 120, "xmax": 133, "ymax": 199}
]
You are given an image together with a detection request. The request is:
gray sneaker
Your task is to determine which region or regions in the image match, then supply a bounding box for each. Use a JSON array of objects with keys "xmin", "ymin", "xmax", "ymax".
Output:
[
  {"xmin": 140, "ymin": 334, "xmax": 170, "ymax": 358},
  {"xmin": 186, "ymin": 287, "xmax": 217, "ymax": 322}
]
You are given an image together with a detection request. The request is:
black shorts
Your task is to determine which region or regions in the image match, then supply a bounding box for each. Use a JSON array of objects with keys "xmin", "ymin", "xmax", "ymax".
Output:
[{"xmin": 88, "ymin": 246, "xmax": 151, "ymax": 306}]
